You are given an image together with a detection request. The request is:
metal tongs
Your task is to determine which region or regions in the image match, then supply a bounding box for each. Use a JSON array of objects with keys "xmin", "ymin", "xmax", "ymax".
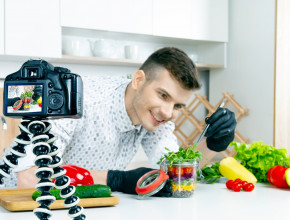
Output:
[{"xmin": 196, "ymin": 99, "xmax": 226, "ymax": 145}]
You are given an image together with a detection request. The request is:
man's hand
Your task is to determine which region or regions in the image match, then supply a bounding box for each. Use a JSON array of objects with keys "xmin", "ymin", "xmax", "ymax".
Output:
[
  {"xmin": 205, "ymin": 107, "xmax": 237, "ymax": 152},
  {"xmin": 17, "ymin": 166, "xmax": 38, "ymax": 188},
  {"xmin": 107, "ymin": 167, "xmax": 172, "ymax": 197}
]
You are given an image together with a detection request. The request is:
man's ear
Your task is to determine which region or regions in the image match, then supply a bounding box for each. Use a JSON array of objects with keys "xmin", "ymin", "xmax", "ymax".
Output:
[{"xmin": 131, "ymin": 70, "xmax": 146, "ymax": 90}]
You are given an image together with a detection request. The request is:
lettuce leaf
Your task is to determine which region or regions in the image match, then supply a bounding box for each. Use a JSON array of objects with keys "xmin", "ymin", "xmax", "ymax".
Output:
[{"xmin": 231, "ymin": 141, "xmax": 290, "ymax": 182}]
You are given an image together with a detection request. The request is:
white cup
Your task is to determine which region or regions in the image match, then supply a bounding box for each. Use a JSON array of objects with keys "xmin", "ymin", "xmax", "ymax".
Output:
[
  {"xmin": 62, "ymin": 37, "xmax": 92, "ymax": 57},
  {"xmin": 124, "ymin": 45, "xmax": 139, "ymax": 60}
]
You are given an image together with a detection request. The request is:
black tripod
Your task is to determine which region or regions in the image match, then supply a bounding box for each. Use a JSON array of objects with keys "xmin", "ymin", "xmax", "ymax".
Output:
[{"xmin": 0, "ymin": 117, "xmax": 86, "ymax": 219}]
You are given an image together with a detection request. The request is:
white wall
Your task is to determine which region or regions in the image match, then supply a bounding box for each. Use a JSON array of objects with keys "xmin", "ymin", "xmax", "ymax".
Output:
[{"xmin": 209, "ymin": 0, "xmax": 275, "ymax": 145}]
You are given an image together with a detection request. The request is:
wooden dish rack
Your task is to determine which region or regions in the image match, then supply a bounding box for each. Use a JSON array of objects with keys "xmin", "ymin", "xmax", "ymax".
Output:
[{"xmin": 173, "ymin": 92, "xmax": 249, "ymax": 166}]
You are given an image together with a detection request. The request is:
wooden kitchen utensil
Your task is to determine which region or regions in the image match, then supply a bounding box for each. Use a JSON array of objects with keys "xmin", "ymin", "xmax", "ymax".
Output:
[{"xmin": 0, "ymin": 188, "xmax": 119, "ymax": 211}]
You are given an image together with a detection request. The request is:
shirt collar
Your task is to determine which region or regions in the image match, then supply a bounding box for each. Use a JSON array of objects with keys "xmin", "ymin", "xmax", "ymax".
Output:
[{"xmin": 111, "ymin": 80, "xmax": 141, "ymax": 133}]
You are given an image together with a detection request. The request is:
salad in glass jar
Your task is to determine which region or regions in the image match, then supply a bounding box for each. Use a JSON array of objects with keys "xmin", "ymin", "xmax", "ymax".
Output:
[{"xmin": 158, "ymin": 145, "xmax": 202, "ymax": 198}]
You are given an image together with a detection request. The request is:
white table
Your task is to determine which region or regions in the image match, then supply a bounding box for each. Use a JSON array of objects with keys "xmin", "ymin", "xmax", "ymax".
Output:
[{"xmin": 0, "ymin": 182, "xmax": 289, "ymax": 220}]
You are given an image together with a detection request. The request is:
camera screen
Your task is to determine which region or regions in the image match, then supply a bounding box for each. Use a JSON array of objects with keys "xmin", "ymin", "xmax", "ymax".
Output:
[{"xmin": 6, "ymin": 84, "xmax": 43, "ymax": 114}]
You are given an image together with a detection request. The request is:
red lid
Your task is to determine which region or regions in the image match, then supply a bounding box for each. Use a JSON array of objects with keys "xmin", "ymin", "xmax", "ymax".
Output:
[
  {"xmin": 13, "ymin": 100, "xmax": 23, "ymax": 110},
  {"xmin": 135, "ymin": 170, "xmax": 169, "ymax": 197}
]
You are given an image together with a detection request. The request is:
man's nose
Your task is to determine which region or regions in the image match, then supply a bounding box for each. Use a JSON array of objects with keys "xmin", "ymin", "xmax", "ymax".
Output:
[{"xmin": 160, "ymin": 103, "xmax": 175, "ymax": 120}]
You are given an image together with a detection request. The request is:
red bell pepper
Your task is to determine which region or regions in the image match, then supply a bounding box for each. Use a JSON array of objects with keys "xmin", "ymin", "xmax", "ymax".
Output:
[
  {"xmin": 267, "ymin": 165, "xmax": 289, "ymax": 189},
  {"xmin": 52, "ymin": 164, "xmax": 94, "ymax": 186}
]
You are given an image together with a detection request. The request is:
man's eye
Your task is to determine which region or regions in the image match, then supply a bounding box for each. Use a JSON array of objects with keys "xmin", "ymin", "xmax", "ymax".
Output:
[
  {"xmin": 160, "ymin": 93, "xmax": 168, "ymax": 99},
  {"xmin": 174, "ymin": 104, "xmax": 184, "ymax": 110}
]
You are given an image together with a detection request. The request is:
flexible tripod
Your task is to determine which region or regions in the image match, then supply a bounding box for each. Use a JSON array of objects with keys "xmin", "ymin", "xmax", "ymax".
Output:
[{"xmin": 0, "ymin": 117, "xmax": 86, "ymax": 219}]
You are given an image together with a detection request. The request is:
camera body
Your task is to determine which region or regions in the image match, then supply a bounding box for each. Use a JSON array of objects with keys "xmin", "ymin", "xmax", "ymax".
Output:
[{"xmin": 3, "ymin": 60, "xmax": 83, "ymax": 119}]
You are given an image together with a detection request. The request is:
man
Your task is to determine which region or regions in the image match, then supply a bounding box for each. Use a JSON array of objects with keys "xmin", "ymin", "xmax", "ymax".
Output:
[{"xmin": 7, "ymin": 47, "xmax": 236, "ymax": 196}]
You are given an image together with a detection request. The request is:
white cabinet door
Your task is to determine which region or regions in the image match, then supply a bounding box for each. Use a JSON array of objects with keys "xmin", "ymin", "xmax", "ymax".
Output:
[
  {"xmin": 0, "ymin": 0, "xmax": 4, "ymax": 54},
  {"xmin": 153, "ymin": 0, "xmax": 228, "ymax": 42},
  {"xmin": 191, "ymin": 0, "xmax": 228, "ymax": 42},
  {"xmin": 5, "ymin": 0, "xmax": 61, "ymax": 58},
  {"xmin": 109, "ymin": 0, "xmax": 152, "ymax": 35},
  {"xmin": 153, "ymin": 0, "xmax": 192, "ymax": 39},
  {"xmin": 61, "ymin": 0, "xmax": 152, "ymax": 35}
]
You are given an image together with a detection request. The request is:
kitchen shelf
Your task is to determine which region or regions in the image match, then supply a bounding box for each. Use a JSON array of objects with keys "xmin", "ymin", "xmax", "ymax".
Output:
[
  {"xmin": 0, "ymin": 54, "xmax": 224, "ymax": 71},
  {"xmin": 48, "ymin": 55, "xmax": 224, "ymax": 70}
]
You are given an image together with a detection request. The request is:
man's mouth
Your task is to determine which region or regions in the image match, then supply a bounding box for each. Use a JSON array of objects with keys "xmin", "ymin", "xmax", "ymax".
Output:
[{"xmin": 150, "ymin": 112, "xmax": 164, "ymax": 125}]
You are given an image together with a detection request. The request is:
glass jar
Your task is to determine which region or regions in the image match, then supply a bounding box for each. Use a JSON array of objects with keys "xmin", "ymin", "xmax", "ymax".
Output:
[{"xmin": 163, "ymin": 159, "xmax": 199, "ymax": 198}]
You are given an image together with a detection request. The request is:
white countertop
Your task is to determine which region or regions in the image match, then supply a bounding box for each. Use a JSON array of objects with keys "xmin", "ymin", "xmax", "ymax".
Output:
[{"xmin": 0, "ymin": 181, "xmax": 289, "ymax": 220}]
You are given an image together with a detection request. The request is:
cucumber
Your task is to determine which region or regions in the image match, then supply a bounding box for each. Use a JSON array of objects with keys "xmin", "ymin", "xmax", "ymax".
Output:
[{"xmin": 32, "ymin": 184, "xmax": 111, "ymax": 201}]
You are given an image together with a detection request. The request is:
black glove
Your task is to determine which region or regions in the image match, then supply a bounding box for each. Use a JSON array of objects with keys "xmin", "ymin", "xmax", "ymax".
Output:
[
  {"xmin": 32, "ymin": 85, "xmax": 42, "ymax": 101},
  {"xmin": 205, "ymin": 107, "xmax": 237, "ymax": 152},
  {"xmin": 107, "ymin": 167, "xmax": 172, "ymax": 197},
  {"xmin": 7, "ymin": 97, "xmax": 21, "ymax": 106}
]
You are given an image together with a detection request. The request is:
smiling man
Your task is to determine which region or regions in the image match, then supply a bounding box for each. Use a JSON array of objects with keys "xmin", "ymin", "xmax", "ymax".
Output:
[{"xmin": 5, "ymin": 47, "xmax": 236, "ymax": 196}]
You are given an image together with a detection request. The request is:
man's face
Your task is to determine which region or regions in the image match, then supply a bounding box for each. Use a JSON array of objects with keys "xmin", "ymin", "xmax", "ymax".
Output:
[{"xmin": 131, "ymin": 68, "xmax": 194, "ymax": 132}]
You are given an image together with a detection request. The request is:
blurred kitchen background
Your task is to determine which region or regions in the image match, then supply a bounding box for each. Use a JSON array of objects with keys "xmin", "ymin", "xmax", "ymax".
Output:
[{"xmin": 0, "ymin": 0, "xmax": 289, "ymax": 168}]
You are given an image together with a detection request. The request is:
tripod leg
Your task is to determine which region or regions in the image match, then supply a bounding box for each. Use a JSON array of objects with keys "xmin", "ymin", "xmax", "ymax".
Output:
[
  {"xmin": 27, "ymin": 120, "xmax": 55, "ymax": 220},
  {"xmin": 0, "ymin": 120, "xmax": 30, "ymax": 187},
  {"xmin": 45, "ymin": 121, "xmax": 86, "ymax": 220}
]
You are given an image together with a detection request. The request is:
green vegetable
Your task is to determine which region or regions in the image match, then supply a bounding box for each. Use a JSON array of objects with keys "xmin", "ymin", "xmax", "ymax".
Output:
[
  {"xmin": 32, "ymin": 184, "xmax": 111, "ymax": 201},
  {"xmin": 157, "ymin": 144, "xmax": 203, "ymax": 167},
  {"xmin": 197, "ymin": 162, "xmax": 222, "ymax": 184},
  {"xmin": 231, "ymin": 141, "xmax": 290, "ymax": 182}
]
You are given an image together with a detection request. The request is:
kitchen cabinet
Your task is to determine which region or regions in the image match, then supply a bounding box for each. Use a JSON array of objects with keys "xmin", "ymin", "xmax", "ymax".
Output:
[
  {"xmin": 5, "ymin": 0, "xmax": 61, "ymax": 58},
  {"xmin": 0, "ymin": 0, "xmax": 4, "ymax": 54},
  {"xmin": 191, "ymin": 0, "xmax": 228, "ymax": 42},
  {"xmin": 153, "ymin": 0, "xmax": 228, "ymax": 42},
  {"xmin": 61, "ymin": 0, "xmax": 228, "ymax": 42},
  {"xmin": 153, "ymin": 0, "xmax": 192, "ymax": 39},
  {"xmin": 61, "ymin": 0, "xmax": 153, "ymax": 35},
  {"xmin": 0, "ymin": 88, "xmax": 21, "ymax": 157}
]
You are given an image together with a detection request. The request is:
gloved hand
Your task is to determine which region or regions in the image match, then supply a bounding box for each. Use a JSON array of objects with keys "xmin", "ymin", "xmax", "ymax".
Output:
[
  {"xmin": 107, "ymin": 167, "xmax": 172, "ymax": 197},
  {"xmin": 32, "ymin": 85, "xmax": 42, "ymax": 101},
  {"xmin": 7, "ymin": 97, "xmax": 21, "ymax": 106},
  {"xmin": 205, "ymin": 107, "xmax": 237, "ymax": 152}
]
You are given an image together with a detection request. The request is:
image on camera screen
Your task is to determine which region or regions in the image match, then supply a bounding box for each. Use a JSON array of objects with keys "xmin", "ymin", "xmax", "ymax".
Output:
[{"xmin": 6, "ymin": 84, "xmax": 43, "ymax": 113}]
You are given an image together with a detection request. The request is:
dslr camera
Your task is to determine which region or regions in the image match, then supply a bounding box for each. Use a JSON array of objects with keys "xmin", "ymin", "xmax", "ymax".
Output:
[{"xmin": 3, "ymin": 60, "xmax": 83, "ymax": 119}]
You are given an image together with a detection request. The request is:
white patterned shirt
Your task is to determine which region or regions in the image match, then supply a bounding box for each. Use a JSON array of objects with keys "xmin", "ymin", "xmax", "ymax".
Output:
[{"xmin": 2, "ymin": 75, "xmax": 179, "ymax": 188}]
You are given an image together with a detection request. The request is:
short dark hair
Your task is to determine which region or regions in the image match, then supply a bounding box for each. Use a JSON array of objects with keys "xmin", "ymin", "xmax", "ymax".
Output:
[{"xmin": 139, "ymin": 47, "xmax": 201, "ymax": 90}]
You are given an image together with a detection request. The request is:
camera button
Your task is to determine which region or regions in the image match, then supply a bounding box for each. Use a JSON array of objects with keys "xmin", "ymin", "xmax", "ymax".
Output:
[
  {"xmin": 48, "ymin": 83, "xmax": 53, "ymax": 88},
  {"xmin": 48, "ymin": 109, "xmax": 53, "ymax": 113}
]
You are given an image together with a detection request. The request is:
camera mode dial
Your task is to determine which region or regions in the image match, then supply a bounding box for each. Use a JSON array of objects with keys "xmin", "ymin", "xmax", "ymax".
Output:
[{"xmin": 48, "ymin": 93, "xmax": 64, "ymax": 110}]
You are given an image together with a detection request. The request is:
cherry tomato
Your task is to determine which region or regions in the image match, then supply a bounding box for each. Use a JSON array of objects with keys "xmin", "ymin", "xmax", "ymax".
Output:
[
  {"xmin": 233, "ymin": 183, "xmax": 242, "ymax": 192},
  {"xmin": 183, "ymin": 167, "xmax": 193, "ymax": 174},
  {"xmin": 234, "ymin": 178, "xmax": 242, "ymax": 183},
  {"xmin": 241, "ymin": 181, "xmax": 248, "ymax": 188},
  {"xmin": 174, "ymin": 167, "xmax": 184, "ymax": 176},
  {"xmin": 226, "ymin": 180, "xmax": 234, "ymax": 190},
  {"xmin": 243, "ymin": 183, "xmax": 255, "ymax": 192}
]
